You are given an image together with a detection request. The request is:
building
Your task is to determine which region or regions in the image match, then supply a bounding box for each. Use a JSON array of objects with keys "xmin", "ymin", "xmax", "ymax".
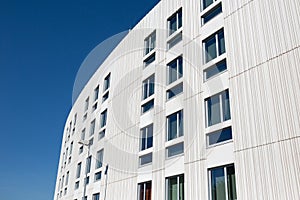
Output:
[{"xmin": 54, "ymin": 0, "xmax": 300, "ymax": 199}]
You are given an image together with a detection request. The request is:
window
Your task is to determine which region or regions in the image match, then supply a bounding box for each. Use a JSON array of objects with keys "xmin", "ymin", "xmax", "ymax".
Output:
[
  {"xmin": 61, "ymin": 175, "xmax": 64, "ymax": 189},
  {"xmin": 168, "ymin": 56, "xmax": 183, "ymax": 84},
  {"xmin": 85, "ymin": 156, "xmax": 92, "ymax": 174},
  {"xmin": 102, "ymin": 91, "xmax": 109, "ymax": 102},
  {"xmin": 100, "ymin": 110, "xmax": 107, "ymax": 128},
  {"xmin": 95, "ymin": 149, "xmax": 104, "ymax": 169},
  {"xmin": 202, "ymin": 0, "xmax": 217, "ymax": 10},
  {"xmin": 84, "ymin": 176, "xmax": 89, "ymax": 185},
  {"xmin": 79, "ymin": 146, "xmax": 83, "ymax": 154},
  {"xmin": 203, "ymin": 29, "xmax": 225, "ymax": 63},
  {"xmin": 205, "ymin": 90, "xmax": 231, "ymax": 127},
  {"xmin": 167, "ymin": 110, "xmax": 183, "ymax": 141},
  {"xmin": 90, "ymin": 120, "xmax": 96, "ymax": 136},
  {"xmin": 166, "ymin": 174, "xmax": 184, "ymax": 200},
  {"xmin": 84, "ymin": 97, "xmax": 89, "ymax": 112},
  {"xmin": 167, "ymin": 83, "xmax": 183, "ymax": 100},
  {"xmin": 81, "ymin": 129, "xmax": 86, "ymax": 140},
  {"xmin": 207, "ymin": 126, "xmax": 232, "ymax": 146},
  {"xmin": 92, "ymin": 103, "xmax": 98, "ymax": 111},
  {"xmin": 74, "ymin": 113, "xmax": 77, "ymax": 125},
  {"xmin": 142, "ymin": 75, "xmax": 155, "ymax": 100},
  {"xmin": 166, "ymin": 142, "xmax": 184, "ymax": 158},
  {"xmin": 75, "ymin": 181, "xmax": 79, "ymax": 190},
  {"xmin": 144, "ymin": 31, "xmax": 156, "ymax": 55},
  {"xmin": 139, "ymin": 153, "xmax": 152, "ymax": 166},
  {"xmin": 168, "ymin": 8, "xmax": 182, "ymax": 35},
  {"xmin": 209, "ymin": 165, "xmax": 237, "ymax": 200},
  {"xmin": 141, "ymin": 99, "xmax": 154, "ymax": 114},
  {"xmin": 76, "ymin": 162, "xmax": 81, "ymax": 178},
  {"xmin": 167, "ymin": 32, "xmax": 182, "ymax": 49},
  {"xmin": 95, "ymin": 171, "xmax": 102, "ymax": 181},
  {"xmin": 65, "ymin": 171, "xmax": 69, "ymax": 186},
  {"xmin": 89, "ymin": 138, "xmax": 94, "ymax": 146},
  {"xmin": 99, "ymin": 130, "xmax": 105, "ymax": 140},
  {"xmin": 83, "ymin": 113, "xmax": 87, "ymax": 121},
  {"xmin": 138, "ymin": 181, "xmax": 152, "ymax": 200},
  {"xmin": 201, "ymin": 3, "xmax": 222, "ymax": 25},
  {"xmin": 94, "ymin": 86, "xmax": 99, "ymax": 101},
  {"xmin": 204, "ymin": 59, "xmax": 227, "ymax": 81},
  {"xmin": 103, "ymin": 73, "xmax": 111, "ymax": 91},
  {"xmin": 93, "ymin": 193, "xmax": 100, "ymax": 200},
  {"xmin": 140, "ymin": 124, "xmax": 153, "ymax": 151},
  {"xmin": 144, "ymin": 53, "xmax": 155, "ymax": 67},
  {"xmin": 64, "ymin": 188, "xmax": 67, "ymax": 195}
]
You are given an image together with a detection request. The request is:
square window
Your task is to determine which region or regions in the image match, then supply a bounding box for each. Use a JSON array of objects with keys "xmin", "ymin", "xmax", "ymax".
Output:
[
  {"xmin": 138, "ymin": 181, "xmax": 152, "ymax": 200},
  {"xmin": 142, "ymin": 75, "xmax": 155, "ymax": 100},
  {"xmin": 166, "ymin": 174, "xmax": 184, "ymax": 200},
  {"xmin": 141, "ymin": 99, "xmax": 154, "ymax": 114},
  {"xmin": 168, "ymin": 8, "xmax": 182, "ymax": 36},
  {"xmin": 140, "ymin": 124, "xmax": 153, "ymax": 151},
  {"xmin": 144, "ymin": 31, "xmax": 156, "ymax": 55},
  {"xmin": 144, "ymin": 53, "xmax": 156, "ymax": 67},
  {"xmin": 167, "ymin": 110, "xmax": 183, "ymax": 141},
  {"xmin": 168, "ymin": 56, "xmax": 183, "ymax": 84}
]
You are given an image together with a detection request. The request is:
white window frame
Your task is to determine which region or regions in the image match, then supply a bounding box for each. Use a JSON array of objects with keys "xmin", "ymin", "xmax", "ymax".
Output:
[
  {"xmin": 144, "ymin": 31, "xmax": 156, "ymax": 56},
  {"xmin": 166, "ymin": 110, "xmax": 183, "ymax": 141}
]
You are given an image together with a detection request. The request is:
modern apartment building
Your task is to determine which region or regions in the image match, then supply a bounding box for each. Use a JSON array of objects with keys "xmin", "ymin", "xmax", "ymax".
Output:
[{"xmin": 54, "ymin": 0, "xmax": 300, "ymax": 200}]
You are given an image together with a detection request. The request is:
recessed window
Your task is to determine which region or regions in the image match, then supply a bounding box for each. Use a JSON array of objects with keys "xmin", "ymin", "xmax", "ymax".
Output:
[
  {"xmin": 142, "ymin": 75, "xmax": 155, "ymax": 100},
  {"xmin": 94, "ymin": 86, "xmax": 99, "ymax": 101},
  {"xmin": 79, "ymin": 146, "xmax": 83, "ymax": 154},
  {"xmin": 89, "ymin": 138, "xmax": 94, "ymax": 146},
  {"xmin": 81, "ymin": 129, "xmax": 86, "ymax": 140},
  {"xmin": 167, "ymin": 83, "xmax": 183, "ymax": 100},
  {"xmin": 95, "ymin": 171, "xmax": 102, "ymax": 181},
  {"xmin": 140, "ymin": 124, "xmax": 153, "ymax": 151},
  {"xmin": 76, "ymin": 162, "xmax": 81, "ymax": 178},
  {"xmin": 84, "ymin": 176, "xmax": 89, "ymax": 185},
  {"xmin": 86, "ymin": 156, "xmax": 92, "ymax": 174},
  {"xmin": 64, "ymin": 188, "xmax": 67, "ymax": 195},
  {"xmin": 207, "ymin": 126, "xmax": 232, "ymax": 146},
  {"xmin": 167, "ymin": 110, "xmax": 183, "ymax": 141},
  {"xmin": 166, "ymin": 142, "xmax": 184, "ymax": 158},
  {"xmin": 166, "ymin": 174, "xmax": 184, "ymax": 200},
  {"xmin": 138, "ymin": 181, "xmax": 152, "ymax": 200},
  {"xmin": 102, "ymin": 91, "xmax": 109, "ymax": 102},
  {"xmin": 90, "ymin": 120, "xmax": 96, "ymax": 136},
  {"xmin": 84, "ymin": 97, "xmax": 89, "ymax": 112},
  {"xmin": 92, "ymin": 103, "xmax": 98, "ymax": 111},
  {"xmin": 103, "ymin": 73, "xmax": 111, "ymax": 92},
  {"xmin": 99, "ymin": 130, "xmax": 105, "ymax": 140},
  {"xmin": 74, "ymin": 113, "xmax": 77, "ymax": 125},
  {"xmin": 168, "ymin": 56, "xmax": 183, "ymax": 84},
  {"xmin": 202, "ymin": 3, "xmax": 222, "ymax": 25},
  {"xmin": 144, "ymin": 31, "xmax": 156, "ymax": 55},
  {"xmin": 168, "ymin": 8, "xmax": 182, "ymax": 36},
  {"xmin": 167, "ymin": 32, "xmax": 182, "ymax": 49},
  {"xmin": 61, "ymin": 175, "xmax": 64, "ymax": 189},
  {"xmin": 209, "ymin": 164, "xmax": 237, "ymax": 200},
  {"xmin": 139, "ymin": 153, "xmax": 152, "ymax": 166},
  {"xmin": 83, "ymin": 113, "xmax": 87, "ymax": 121},
  {"xmin": 141, "ymin": 99, "xmax": 154, "ymax": 114},
  {"xmin": 65, "ymin": 171, "xmax": 69, "ymax": 186},
  {"xmin": 75, "ymin": 181, "xmax": 79, "ymax": 190},
  {"xmin": 93, "ymin": 193, "xmax": 100, "ymax": 200},
  {"xmin": 95, "ymin": 149, "xmax": 104, "ymax": 169},
  {"xmin": 203, "ymin": 29, "xmax": 225, "ymax": 63},
  {"xmin": 205, "ymin": 89, "xmax": 231, "ymax": 127},
  {"xmin": 202, "ymin": 0, "xmax": 217, "ymax": 10},
  {"xmin": 100, "ymin": 109, "xmax": 108, "ymax": 128},
  {"xmin": 144, "ymin": 53, "xmax": 156, "ymax": 67},
  {"xmin": 204, "ymin": 59, "xmax": 227, "ymax": 81}
]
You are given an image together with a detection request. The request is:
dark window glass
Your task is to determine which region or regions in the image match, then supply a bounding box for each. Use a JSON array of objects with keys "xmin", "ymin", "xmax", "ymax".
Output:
[
  {"xmin": 202, "ymin": 3, "xmax": 222, "ymax": 24},
  {"xmin": 208, "ymin": 127, "xmax": 232, "ymax": 146},
  {"xmin": 204, "ymin": 59, "xmax": 227, "ymax": 80}
]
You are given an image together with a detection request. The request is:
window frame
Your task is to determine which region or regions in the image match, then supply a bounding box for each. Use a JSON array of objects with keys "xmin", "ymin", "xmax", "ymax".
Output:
[
  {"xmin": 166, "ymin": 110, "xmax": 184, "ymax": 141},
  {"xmin": 167, "ymin": 56, "xmax": 183, "ymax": 85},
  {"xmin": 144, "ymin": 31, "xmax": 156, "ymax": 56},
  {"xmin": 203, "ymin": 29, "xmax": 225, "ymax": 64},
  {"xmin": 142, "ymin": 74, "xmax": 155, "ymax": 100},
  {"xmin": 165, "ymin": 174, "xmax": 184, "ymax": 200},
  {"xmin": 138, "ymin": 181, "xmax": 152, "ymax": 200},
  {"xmin": 168, "ymin": 8, "xmax": 183, "ymax": 36},
  {"xmin": 140, "ymin": 124, "xmax": 153, "ymax": 151}
]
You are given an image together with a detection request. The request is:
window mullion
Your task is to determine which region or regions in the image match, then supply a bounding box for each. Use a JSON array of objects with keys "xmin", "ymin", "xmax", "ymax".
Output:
[
  {"xmin": 219, "ymin": 93, "xmax": 224, "ymax": 122},
  {"xmin": 143, "ymin": 183, "xmax": 146, "ymax": 200},
  {"xmin": 177, "ymin": 112, "xmax": 179, "ymax": 138},
  {"xmin": 224, "ymin": 167, "xmax": 229, "ymax": 200},
  {"xmin": 215, "ymin": 33, "xmax": 219, "ymax": 57}
]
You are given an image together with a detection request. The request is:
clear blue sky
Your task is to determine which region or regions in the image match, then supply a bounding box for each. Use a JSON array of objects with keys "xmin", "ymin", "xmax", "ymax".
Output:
[{"xmin": 0, "ymin": 0, "xmax": 159, "ymax": 200}]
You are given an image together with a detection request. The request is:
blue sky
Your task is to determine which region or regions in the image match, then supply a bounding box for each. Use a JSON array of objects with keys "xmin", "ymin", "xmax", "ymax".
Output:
[{"xmin": 0, "ymin": 0, "xmax": 159, "ymax": 199}]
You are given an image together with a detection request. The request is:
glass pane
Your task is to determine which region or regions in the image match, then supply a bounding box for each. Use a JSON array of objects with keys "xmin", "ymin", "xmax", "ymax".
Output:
[
  {"xmin": 150, "ymin": 34, "xmax": 155, "ymax": 51},
  {"xmin": 149, "ymin": 76, "xmax": 155, "ymax": 96},
  {"xmin": 141, "ymin": 129, "xmax": 146, "ymax": 151},
  {"xmin": 167, "ymin": 83, "xmax": 183, "ymax": 100},
  {"xmin": 205, "ymin": 36, "xmax": 217, "ymax": 63},
  {"xmin": 143, "ymin": 82, "xmax": 148, "ymax": 99},
  {"xmin": 168, "ymin": 113, "xmax": 177, "ymax": 140},
  {"xmin": 169, "ymin": 16, "xmax": 177, "ymax": 35},
  {"xmin": 140, "ymin": 153, "xmax": 152, "ymax": 165},
  {"xmin": 218, "ymin": 30, "xmax": 226, "ymax": 55},
  {"xmin": 211, "ymin": 167, "xmax": 226, "ymax": 200},
  {"xmin": 142, "ymin": 99, "xmax": 154, "ymax": 113},
  {"xmin": 145, "ymin": 182, "xmax": 152, "ymax": 200},
  {"xmin": 147, "ymin": 125, "xmax": 153, "ymax": 149},
  {"xmin": 168, "ymin": 59, "xmax": 178, "ymax": 84},
  {"xmin": 178, "ymin": 11, "xmax": 182, "ymax": 29},
  {"xmin": 207, "ymin": 95, "xmax": 221, "ymax": 126},
  {"xmin": 144, "ymin": 53, "xmax": 155, "ymax": 67},
  {"xmin": 204, "ymin": 59, "xmax": 227, "ymax": 80},
  {"xmin": 178, "ymin": 111, "xmax": 183, "ymax": 137},
  {"xmin": 208, "ymin": 127, "xmax": 232, "ymax": 145},
  {"xmin": 202, "ymin": 3, "xmax": 222, "ymax": 24},
  {"xmin": 168, "ymin": 177, "xmax": 178, "ymax": 200},
  {"xmin": 179, "ymin": 175, "xmax": 184, "ymax": 200},
  {"xmin": 227, "ymin": 166, "xmax": 237, "ymax": 200},
  {"xmin": 178, "ymin": 57, "xmax": 183, "ymax": 78},
  {"xmin": 222, "ymin": 90, "xmax": 231, "ymax": 121},
  {"xmin": 139, "ymin": 184, "xmax": 145, "ymax": 200},
  {"xmin": 203, "ymin": 0, "xmax": 214, "ymax": 10},
  {"xmin": 167, "ymin": 142, "xmax": 184, "ymax": 157}
]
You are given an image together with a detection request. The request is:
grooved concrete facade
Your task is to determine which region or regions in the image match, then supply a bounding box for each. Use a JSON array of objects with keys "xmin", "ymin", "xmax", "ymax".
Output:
[{"xmin": 54, "ymin": 0, "xmax": 300, "ymax": 200}]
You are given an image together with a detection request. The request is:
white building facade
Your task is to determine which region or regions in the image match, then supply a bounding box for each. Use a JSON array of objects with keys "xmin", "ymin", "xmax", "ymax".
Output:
[{"xmin": 54, "ymin": 0, "xmax": 300, "ymax": 200}]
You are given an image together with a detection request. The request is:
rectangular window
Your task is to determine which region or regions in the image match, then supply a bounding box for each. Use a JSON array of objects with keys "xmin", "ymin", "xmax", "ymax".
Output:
[
  {"xmin": 95, "ymin": 149, "xmax": 104, "ymax": 169},
  {"xmin": 93, "ymin": 193, "xmax": 100, "ymax": 200},
  {"xmin": 95, "ymin": 171, "xmax": 102, "ymax": 181},
  {"xmin": 166, "ymin": 142, "xmax": 184, "ymax": 158},
  {"xmin": 168, "ymin": 8, "xmax": 182, "ymax": 36},
  {"xmin": 65, "ymin": 171, "xmax": 69, "ymax": 186},
  {"xmin": 140, "ymin": 124, "xmax": 153, "ymax": 151},
  {"xmin": 144, "ymin": 31, "xmax": 156, "ymax": 55},
  {"xmin": 168, "ymin": 56, "xmax": 183, "ymax": 84},
  {"xmin": 100, "ymin": 109, "xmax": 107, "ymax": 128},
  {"xmin": 61, "ymin": 175, "xmax": 64, "ymax": 189},
  {"xmin": 139, "ymin": 153, "xmax": 152, "ymax": 166},
  {"xmin": 102, "ymin": 91, "xmax": 109, "ymax": 102},
  {"xmin": 202, "ymin": 3, "xmax": 222, "ymax": 25},
  {"xmin": 207, "ymin": 126, "xmax": 232, "ymax": 146},
  {"xmin": 99, "ymin": 130, "xmax": 105, "ymax": 140},
  {"xmin": 144, "ymin": 53, "xmax": 156, "ymax": 67},
  {"xmin": 209, "ymin": 165, "xmax": 237, "ymax": 200},
  {"xmin": 89, "ymin": 138, "xmax": 94, "ymax": 146},
  {"xmin": 92, "ymin": 102, "xmax": 98, "ymax": 111},
  {"xmin": 75, "ymin": 181, "xmax": 79, "ymax": 189},
  {"xmin": 74, "ymin": 113, "xmax": 77, "ymax": 125},
  {"xmin": 141, "ymin": 99, "xmax": 154, "ymax": 114},
  {"xmin": 142, "ymin": 75, "xmax": 155, "ymax": 100},
  {"xmin": 79, "ymin": 146, "xmax": 83, "ymax": 154},
  {"xmin": 84, "ymin": 97, "xmax": 89, "ymax": 112},
  {"xmin": 204, "ymin": 59, "xmax": 227, "ymax": 81},
  {"xmin": 76, "ymin": 162, "xmax": 81, "ymax": 178},
  {"xmin": 205, "ymin": 90, "xmax": 231, "ymax": 127},
  {"xmin": 202, "ymin": 0, "xmax": 217, "ymax": 10},
  {"xmin": 90, "ymin": 120, "xmax": 96, "ymax": 136},
  {"xmin": 103, "ymin": 73, "xmax": 111, "ymax": 91},
  {"xmin": 83, "ymin": 113, "xmax": 87, "ymax": 121},
  {"xmin": 138, "ymin": 181, "xmax": 152, "ymax": 200},
  {"xmin": 81, "ymin": 129, "xmax": 85, "ymax": 140},
  {"xmin": 167, "ymin": 110, "xmax": 183, "ymax": 141},
  {"xmin": 94, "ymin": 86, "xmax": 99, "ymax": 101},
  {"xmin": 166, "ymin": 174, "xmax": 184, "ymax": 200},
  {"xmin": 203, "ymin": 29, "xmax": 225, "ymax": 63},
  {"xmin": 86, "ymin": 156, "xmax": 92, "ymax": 174},
  {"xmin": 167, "ymin": 83, "xmax": 183, "ymax": 100},
  {"xmin": 84, "ymin": 176, "xmax": 89, "ymax": 185}
]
